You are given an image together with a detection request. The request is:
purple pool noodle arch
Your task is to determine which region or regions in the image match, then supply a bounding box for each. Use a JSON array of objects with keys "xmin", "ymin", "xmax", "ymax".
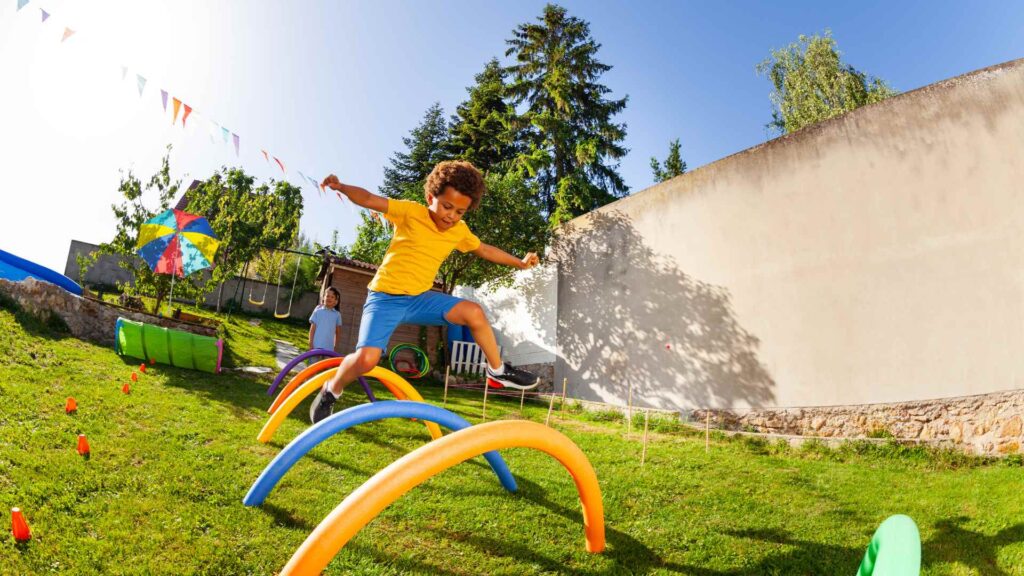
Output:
[
  {"xmin": 357, "ymin": 377, "xmax": 377, "ymax": 402},
  {"xmin": 268, "ymin": 349, "xmax": 377, "ymax": 402},
  {"xmin": 269, "ymin": 349, "xmax": 338, "ymax": 395}
]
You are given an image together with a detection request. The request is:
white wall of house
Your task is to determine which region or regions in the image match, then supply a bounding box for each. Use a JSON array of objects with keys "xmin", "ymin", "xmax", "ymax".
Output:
[{"xmin": 454, "ymin": 263, "xmax": 558, "ymax": 367}]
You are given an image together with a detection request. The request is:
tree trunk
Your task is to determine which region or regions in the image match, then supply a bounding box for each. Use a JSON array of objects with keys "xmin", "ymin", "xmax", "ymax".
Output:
[{"xmin": 215, "ymin": 245, "xmax": 230, "ymax": 313}]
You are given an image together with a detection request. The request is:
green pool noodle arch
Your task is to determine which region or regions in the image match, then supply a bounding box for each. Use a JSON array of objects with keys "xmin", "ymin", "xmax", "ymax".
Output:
[
  {"xmin": 115, "ymin": 317, "xmax": 223, "ymax": 374},
  {"xmin": 857, "ymin": 514, "xmax": 921, "ymax": 575}
]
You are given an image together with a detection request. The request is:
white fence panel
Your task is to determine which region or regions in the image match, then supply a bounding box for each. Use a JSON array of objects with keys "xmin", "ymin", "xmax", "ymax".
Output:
[{"xmin": 450, "ymin": 340, "xmax": 501, "ymax": 375}]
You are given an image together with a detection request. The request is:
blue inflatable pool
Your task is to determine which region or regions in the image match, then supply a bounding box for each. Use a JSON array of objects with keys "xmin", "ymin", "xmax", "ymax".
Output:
[{"xmin": 0, "ymin": 249, "xmax": 83, "ymax": 296}]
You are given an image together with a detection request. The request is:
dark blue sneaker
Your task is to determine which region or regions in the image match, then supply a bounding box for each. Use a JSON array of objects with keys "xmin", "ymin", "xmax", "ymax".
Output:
[
  {"xmin": 486, "ymin": 363, "xmax": 540, "ymax": 390},
  {"xmin": 309, "ymin": 386, "xmax": 337, "ymax": 424}
]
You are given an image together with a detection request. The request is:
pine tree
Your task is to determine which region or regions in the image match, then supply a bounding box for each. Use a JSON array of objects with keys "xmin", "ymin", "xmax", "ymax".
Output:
[
  {"xmin": 379, "ymin": 102, "xmax": 452, "ymax": 201},
  {"xmin": 448, "ymin": 58, "xmax": 521, "ymax": 174},
  {"xmin": 650, "ymin": 139, "xmax": 687, "ymax": 183},
  {"xmin": 348, "ymin": 104, "xmax": 453, "ymax": 266},
  {"xmin": 505, "ymin": 3, "xmax": 628, "ymax": 225}
]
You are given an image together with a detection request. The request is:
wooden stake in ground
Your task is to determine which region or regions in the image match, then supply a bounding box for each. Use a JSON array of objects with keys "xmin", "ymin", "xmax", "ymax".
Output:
[
  {"xmin": 626, "ymin": 383, "xmax": 634, "ymax": 439},
  {"xmin": 545, "ymin": 391, "xmax": 557, "ymax": 426},
  {"xmin": 641, "ymin": 409, "xmax": 650, "ymax": 466},
  {"xmin": 442, "ymin": 366, "xmax": 450, "ymax": 409},
  {"xmin": 481, "ymin": 381, "xmax": 490, "ymax": 422},
  {"xmin": 519, "ymin": 387, "xmax": 526, "ymax": 414},
  {"xmin": 705, "ymin": 410, "xmax": 711, "ymax": 453},
  {"xmin": 559, "ymin": 377, "xmax": 568, "ymax": 414}
]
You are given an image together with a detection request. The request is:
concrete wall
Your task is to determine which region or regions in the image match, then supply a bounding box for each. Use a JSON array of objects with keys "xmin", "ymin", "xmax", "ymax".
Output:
[
  {"xmin": 65, "ymin": 240, "xmax": 134, "ymax": 288},
  {"xmin": 553, "ymin": 59, "xmax": 1024, "ymax": 412}
]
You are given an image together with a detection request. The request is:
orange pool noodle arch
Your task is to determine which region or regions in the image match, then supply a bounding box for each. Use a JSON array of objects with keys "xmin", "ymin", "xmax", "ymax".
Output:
[
  {"xmin": 279, "ymin": 420, "xmax": 604, "ymax": 576},
  {"xmin": 268, "ymin": 357, "xmax": 343, "ymax": 414},
  {"xmin": 257, "ymin": 366, "xmax": 442, "ymax": 443}
]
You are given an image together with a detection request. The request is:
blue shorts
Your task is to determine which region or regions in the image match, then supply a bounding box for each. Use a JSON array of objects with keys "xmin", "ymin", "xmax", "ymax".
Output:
[{"xmin": 357, "ymin": 290, "xmax": 464, "ymax": 350}]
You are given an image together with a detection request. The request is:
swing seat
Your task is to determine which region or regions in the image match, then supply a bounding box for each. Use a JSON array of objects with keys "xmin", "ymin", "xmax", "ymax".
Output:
[
  {"xmin": 274, "ymin": 311, "xmax": 291, "ymax": 319},
  {"xmin": 248, "ymin": 296, "xmax": 266, "ymax": 305}
]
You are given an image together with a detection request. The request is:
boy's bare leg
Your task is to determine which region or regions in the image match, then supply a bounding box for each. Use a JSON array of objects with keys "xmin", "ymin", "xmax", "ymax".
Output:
[
  {"xmin": 446, "ymin": 301, "xmax": 502, "ymax": 369},
  {"xmin": 326, "ymin": 347, "xmax": 382, "ymax": 395}
]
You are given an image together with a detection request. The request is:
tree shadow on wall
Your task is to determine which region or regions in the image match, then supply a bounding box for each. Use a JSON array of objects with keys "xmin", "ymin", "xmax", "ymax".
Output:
[{"xmin": 551, "ymin": 209, "xmax": 776, "ymax": 411}]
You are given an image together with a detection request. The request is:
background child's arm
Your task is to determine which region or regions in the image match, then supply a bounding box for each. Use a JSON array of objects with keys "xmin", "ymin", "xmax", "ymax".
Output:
[
  {"xmin": 472, "ymin": 243, "xmax": 540, "ymax": 270},
  {"xmin": 322, "ymin": 174, "xmax": 388, "ymax": 212},
  {"xmin": 335, "ymin": 325, "xmax": 343, "ymax": 349},
  {"xmin": 308, "ymin": 324, "xmax": 316, "ymax": 350}
]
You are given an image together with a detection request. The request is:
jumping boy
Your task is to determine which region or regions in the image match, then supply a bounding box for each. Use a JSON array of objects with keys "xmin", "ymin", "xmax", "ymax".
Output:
[{"xmin": 312, "ymin": 160, "xmax": 541, "ymax": 423}]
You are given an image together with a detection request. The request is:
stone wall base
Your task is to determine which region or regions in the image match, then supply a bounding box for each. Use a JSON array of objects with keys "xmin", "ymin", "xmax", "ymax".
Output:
[
  {"xmin": 0, "ymin": 278, "xmax": 218, "ymax": 347},
  {"xmin": 694, "ymin": 390, "xmax": 1024, "ymax": 456}
]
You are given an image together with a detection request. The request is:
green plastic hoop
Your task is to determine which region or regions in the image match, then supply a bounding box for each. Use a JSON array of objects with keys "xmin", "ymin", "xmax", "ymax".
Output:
[{"xmin": 388, "ymin": 343, "xmax": 431, "ymax": 379}]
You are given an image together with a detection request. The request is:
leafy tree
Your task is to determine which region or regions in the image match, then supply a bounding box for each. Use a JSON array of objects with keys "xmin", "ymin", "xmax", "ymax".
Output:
[
  {"xmin": 348, "ymin": 211, "xmax": 393, "ymax": 265},
  {"xmin": 79, "ymin": 147, "xmax": 187, "ymax": 313},
  {"xmin": 448, "ymin": 58, "xmax": 521, "ymax": 174},
  {"xmin": 286, "ymin": 232, "xmax": 327, "ymax": 294},
  {"xmin": 505, "ymin": 3, "xmax": 629, "ymax": 225},
  {"xmin": 183, "ymin": 168, "xmax": 303, "ymax": 311},
  {"xmin": 650, "ymin": 139, "xmax": 687, "ymax": 183},
  {"xmin": 438, "ymin": 171, "xmax": 549, "ymax": 293},
  {"xmin": 252, "ymin": 250, "xmax": 287, "ymax": 289},
  {"xmin": 757, "ymin": 31, "xmax": 898, "ymax": 135}
]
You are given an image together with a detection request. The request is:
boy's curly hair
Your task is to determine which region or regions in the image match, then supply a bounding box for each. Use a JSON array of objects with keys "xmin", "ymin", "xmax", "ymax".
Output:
[{"xmin": 424, "ymin": 160, "xmax": 485, "ymax": 210}]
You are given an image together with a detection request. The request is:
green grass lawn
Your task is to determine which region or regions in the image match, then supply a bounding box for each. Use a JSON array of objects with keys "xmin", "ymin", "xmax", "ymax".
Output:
[{"xmin": 0, "ymin": 299, "xmax": 1021, "ymax": 575}]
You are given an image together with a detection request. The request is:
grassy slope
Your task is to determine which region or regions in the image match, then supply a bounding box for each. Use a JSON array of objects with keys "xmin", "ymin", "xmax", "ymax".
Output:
[{"xmin": 0, "ymin": 303, "xmax": 1021, "ymax": 575}]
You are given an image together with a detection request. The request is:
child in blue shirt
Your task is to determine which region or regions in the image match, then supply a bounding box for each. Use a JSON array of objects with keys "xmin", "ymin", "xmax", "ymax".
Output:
[{"xmin": 308, "ymin": 286, "xmax": 343, "ymax": 352}]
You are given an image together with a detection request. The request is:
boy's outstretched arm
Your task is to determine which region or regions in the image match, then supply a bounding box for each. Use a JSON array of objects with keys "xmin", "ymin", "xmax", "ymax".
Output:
[
  {"xmin": 322, "ymin": 174, "xmax": 388, "ymax": 212},
  {"xmin": 472, "ymin": 243, "xmax": 540, "ymax": 270}
]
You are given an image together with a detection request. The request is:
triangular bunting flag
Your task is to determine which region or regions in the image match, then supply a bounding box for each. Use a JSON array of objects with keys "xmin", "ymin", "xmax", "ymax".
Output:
[
  {"xmin": 232, "ymin": 133, "xmax": 240, "ymax": 156},
  {"xmin": 261, "ymin": 150, "xmax": 269, "ymax": 162},
  {"xmin": 41, "ymin": 9, "xmax": 49, "ymax": 22},
  {"xmin": 182, "ymin": 104, "xmax": 192, "ymax": 127},
  {"xmin": 136, "ymin": 75, "xmax": 146, "ymax": 97},
  {"xmin": 17, "ymin": 0, "xmax": 29, "ymax": 11},
  {"xmin": 171, "ymin": 98, "xmax": 182, "ymax": 124},
  {"xmin": 160, "ymin": 90, "xmax": 168, "ymax": 112},
  {"xmin": 221, "ymin": 127, "xmax": 229, "ymax": 143},
  {"xmin": 306, "ymin": 176, "xmax": 320, "ymax": 195},
  {"xmin": 61, "ymin": 27, "xmax": 75, "ymax": 42},
  {"xmin": 273, "ymin": 157, "xmax": 286, "ymax": 173}
]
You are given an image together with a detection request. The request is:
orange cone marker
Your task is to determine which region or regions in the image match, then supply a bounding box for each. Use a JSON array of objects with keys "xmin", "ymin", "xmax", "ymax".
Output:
[
  {"xmin": 11, "ymin": 508, "xmax": 31, "ymax": 542},
  {"xmin": 65, "ymin": 397, "xmax": 77, "ymax": 414},
  {"xmin": 122, "ymin": 382, "xmax": 131, "ymax": 395},
  {"xmin": 130, "ymin": 372, "xmax": 138, "ymax": 382},
  {"xmin": 76, "ymin": 434, "xmax": 90, "ymax": 457},
  {"xmin": 139, "ymin": 363, "xmax": 147, "ymax": 373}
]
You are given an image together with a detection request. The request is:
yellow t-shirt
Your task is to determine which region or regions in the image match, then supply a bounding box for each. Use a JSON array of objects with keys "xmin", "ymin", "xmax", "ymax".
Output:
[{"xmin": 368, "ymin": 199, "xmax": 481, "ymax": 295}]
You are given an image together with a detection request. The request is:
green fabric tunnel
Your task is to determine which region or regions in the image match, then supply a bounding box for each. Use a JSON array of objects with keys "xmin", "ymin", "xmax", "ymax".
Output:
[{"xmin": 115, "ymin": 317, "xmax": 223, "ymax": 374}]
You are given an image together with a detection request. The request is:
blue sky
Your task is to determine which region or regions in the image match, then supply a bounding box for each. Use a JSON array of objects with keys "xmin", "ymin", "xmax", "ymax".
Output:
[{"xmin": 1, "ymin": 0, "xmax": 1022, "ymax": 272}]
